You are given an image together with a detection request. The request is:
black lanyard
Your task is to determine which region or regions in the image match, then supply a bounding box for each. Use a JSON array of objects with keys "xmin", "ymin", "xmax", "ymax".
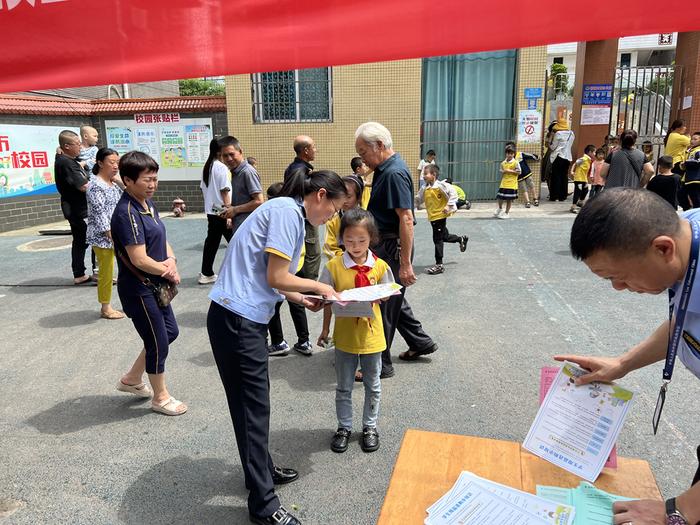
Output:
[{"xmin": 653, "ymin": 219, "xmax": 700, "ymax": 434}]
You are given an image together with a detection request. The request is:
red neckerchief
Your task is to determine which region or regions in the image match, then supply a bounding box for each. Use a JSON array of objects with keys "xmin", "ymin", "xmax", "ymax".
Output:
[{"xmin": 349, "ymin": 252, "xmax": 376, "ymax": 331}]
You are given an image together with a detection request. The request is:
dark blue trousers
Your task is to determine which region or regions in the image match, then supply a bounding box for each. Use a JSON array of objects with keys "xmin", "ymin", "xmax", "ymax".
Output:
[
  {"xmin": 120, "ymin": 291, "xmax": 178, "ymax": 374},
  {"xmin": 207, "ymin": 301, "xmax": 280, "ymax": 518}
]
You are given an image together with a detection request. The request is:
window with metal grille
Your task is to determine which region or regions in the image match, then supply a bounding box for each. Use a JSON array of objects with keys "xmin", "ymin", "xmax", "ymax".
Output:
[{"xmin": 251, "ymin": 68, "xmax": 332, "ymax": 123}]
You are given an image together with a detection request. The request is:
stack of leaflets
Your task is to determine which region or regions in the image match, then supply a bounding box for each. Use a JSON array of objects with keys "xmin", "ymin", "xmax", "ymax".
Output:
[
  {"xmin": 425, "ymin": 471, "xmax": 575, "ymax": 525},
  {"xmin": 537, "ymin": 482, "xmax": 635, "ymax": 524}
]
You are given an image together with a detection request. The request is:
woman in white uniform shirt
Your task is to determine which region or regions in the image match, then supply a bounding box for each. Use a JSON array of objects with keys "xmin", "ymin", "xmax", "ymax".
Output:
[{"xmin": 207, "ymin": 168, "xmax": 347, "ymax": 525}]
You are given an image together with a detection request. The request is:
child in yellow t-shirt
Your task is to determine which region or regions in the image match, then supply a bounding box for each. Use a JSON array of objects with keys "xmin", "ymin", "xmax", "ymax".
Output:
[
  {"xmin": 317, "ymin": 208, "xmax": 394, "ymax": 454},
  {"xmin": 569, "ymin": 144, "xmax": 595, "ymax": 214},
  {"xmin": 415, "ymin": 164, "xmax": 468, "ymax": 275},
  {"xmin": 495, "ymin": 145, "xmax": 520, "ymax": 219},
  {"xmin": 323, "ymin": 175, "xmax": 364, "ymax": 261},
  {"xmin": 351, "ymin": 156, "xmax": 372, "ymax": 209}
]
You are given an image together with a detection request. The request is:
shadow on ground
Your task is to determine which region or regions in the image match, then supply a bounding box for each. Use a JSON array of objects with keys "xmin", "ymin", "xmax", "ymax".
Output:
[
  {"xmin": 38, "ymin": 309, "xmax": 101, "ymax": 328},
  {"xmin": 26, "ymin": 395, "xmax": 151, "ymax": 435},
  {"xmin": 118, "ymin": 428, "xmax": 329, "ymax": 525}
]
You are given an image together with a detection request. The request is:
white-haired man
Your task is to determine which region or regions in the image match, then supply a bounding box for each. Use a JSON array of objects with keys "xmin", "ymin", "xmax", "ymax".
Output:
[{"xmin": 355, "ymin": 122, "xmax": 438, "ymax": 378}]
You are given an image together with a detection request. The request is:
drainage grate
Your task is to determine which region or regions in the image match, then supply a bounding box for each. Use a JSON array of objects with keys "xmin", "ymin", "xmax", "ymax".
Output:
[{"xmin": 17, "ymin": 237, "xmax": 72, "ymax": 252}]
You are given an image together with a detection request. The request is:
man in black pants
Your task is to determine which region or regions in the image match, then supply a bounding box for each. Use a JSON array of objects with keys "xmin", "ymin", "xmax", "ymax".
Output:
[
  {"xmin": 283, "ymin": 135, "xmax": 318, "ymax": 356},
  {"xmin": 54, "ymin": 130, "xmax": 94, "ymax": 284},
  {"xmin": 355, "ymin": 122, "xmax": 438, "ymax": 378}
]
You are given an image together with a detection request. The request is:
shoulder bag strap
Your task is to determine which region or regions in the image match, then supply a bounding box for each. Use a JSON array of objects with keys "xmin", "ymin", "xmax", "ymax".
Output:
[{"xmin": 116, "ymin": 249, "xmax": 151, "ymax": 286}]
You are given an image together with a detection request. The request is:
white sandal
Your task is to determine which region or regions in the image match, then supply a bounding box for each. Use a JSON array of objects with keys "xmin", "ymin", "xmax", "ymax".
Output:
[
  {"xmin": 116, "ymin": 381, "xmax": 153, "ymax": 398},
  {"xmin": 152, "ymin": 397, "xmax": 188, "ymax": 416}
]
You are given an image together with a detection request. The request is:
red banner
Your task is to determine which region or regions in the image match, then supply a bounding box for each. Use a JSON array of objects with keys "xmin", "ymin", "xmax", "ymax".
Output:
[{"xmin": 1, "ymin": 0, "xmax": 699, "ymax": 93}]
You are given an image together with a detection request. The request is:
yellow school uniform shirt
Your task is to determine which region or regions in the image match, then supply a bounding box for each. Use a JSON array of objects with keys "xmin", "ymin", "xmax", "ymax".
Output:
[
  {"xmin": 500, "ymin": 159, "xmax": 520, "ymax": 190},
  {"xmin": 425, "ymin": 185, "xmax": 450, "ymax": 221},
  {"xmin": 324, "ymin": 251, "xmax": 391, "ymax": 354},
  {"xmin": 665, "ymin": 132, "xmax": 691, "ymax": 166},
  {"xmin": 573, "ymin": 154, "xmax": 592, "ymax": 183},
  {"xmin": 361, "ymin": 186, "xmax": 371, "ymax": 210},
  {"xmin": 322, "ymin": 212, "xmax": 342, "ymax": 261}
]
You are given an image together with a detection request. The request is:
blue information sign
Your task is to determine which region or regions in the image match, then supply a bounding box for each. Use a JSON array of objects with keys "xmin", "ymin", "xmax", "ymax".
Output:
[
  {"xmin": 582, "ymin": 84, "xmax": 613, "ymax": 105},
  {"xmin": 527, "ymin": 99, "xmax": 537, "ymax": 110},
  {"xmin": 524, "ymin": 88, "xmax": 543, "ymax": 99}
]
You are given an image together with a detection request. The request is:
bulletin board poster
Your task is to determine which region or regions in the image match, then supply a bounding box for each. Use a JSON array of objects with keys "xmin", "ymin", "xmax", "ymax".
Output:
[
  {"xmin": 105, "ymin": 116, "xmax": 213, "ymax": 181},
  {"xmin": 106, "ymin": 127, "xmax": 133, "ymax": 154},
  {"xmin": 185, "ymin": 124, "xmax": 212, "ymax": 166},
  {"xmin": 160, "ymin": 127, "xmax": 186, "ymax": 168},
  {"xmin": 134, "ymin": 128, "xmax": 159, "ymax": 158},
  {"xmin": 0, "ymin": 124, "xmax": 79, "ymax": 199}
]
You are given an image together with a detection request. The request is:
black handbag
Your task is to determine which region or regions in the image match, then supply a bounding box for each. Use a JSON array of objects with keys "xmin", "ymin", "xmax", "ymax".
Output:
[{"xmin": 117, "ymin": 251, "xmax": 178, "ymax": 307}]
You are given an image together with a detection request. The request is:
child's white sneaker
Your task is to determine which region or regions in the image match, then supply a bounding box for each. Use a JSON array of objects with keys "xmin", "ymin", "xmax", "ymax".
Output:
[
  {"xmin": 499, "ymin": 212, "xmax": 510, "ymax": 219},
  {"xmin": 493, "ymin": 208, "xmax": 502, "ymax": 217}
]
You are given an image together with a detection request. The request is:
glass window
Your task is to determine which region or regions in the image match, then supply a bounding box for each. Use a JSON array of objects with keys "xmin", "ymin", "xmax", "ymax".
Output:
[
  {"xmin": 620, "ymin": 53, "xmax": 632, "ymax": 68},
  {"xmin": 552, "ymin": 57, "xmax": 564, "ymax": 64},
  {"xmin": 252, "ymin": 68, "xmax": 332, "ymax": 123}
]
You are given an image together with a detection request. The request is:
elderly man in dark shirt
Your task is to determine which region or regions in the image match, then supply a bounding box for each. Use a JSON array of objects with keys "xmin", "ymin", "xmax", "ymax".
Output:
[
  {"xmin": 355, "ymin": 122, "xmax": 438, "ymax": 378},
  {"xmin": 283, "ymin": 135, "xmax": 322, "ymax": 283},
  {"xmin": 54, "ymin": 129, "xmax": 94, "ymax": 284}
]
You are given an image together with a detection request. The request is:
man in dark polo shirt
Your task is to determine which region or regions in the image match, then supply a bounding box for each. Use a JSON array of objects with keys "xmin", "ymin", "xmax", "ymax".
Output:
[
  {"xmin": 54, "ymin": 129, "xmax": 94, "ymax": 284},
  {"xmin": 219, "ymin": 136, "xmax": 263, "ymax": 233},
  {"xmin": 283, "ymin": 135, "xmax": 321, "ymax": 282},
  {"xmin": 355, "ymin": 122, "xmax": 437, "ymax": 378}
]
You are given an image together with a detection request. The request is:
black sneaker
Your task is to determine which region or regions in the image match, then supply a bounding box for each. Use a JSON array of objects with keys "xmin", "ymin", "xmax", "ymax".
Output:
[
  {"xmin": 361, "ymin": 427, "xmax": 380, "ymax": 452},
  {"xmin": 426, "ymin": 264, "xmax": 444, "ymax": 275},
  {"xmin": 293, "ymin": 340, "xmax": 313, "ymax": 356},
  {"xmin": 271, "ymin": 466, "xmax": 298, "ymax": 485},
  {"xmin": 250, "ymin": 506, "xmax": 301, "ymax": 525},
  {"xmin": 459, "ymin": 235, "xmax": 469, "ymax": 252},
  {"xmin": 331, "ymin": 428, "xmax": 351, "ymax": 453}
]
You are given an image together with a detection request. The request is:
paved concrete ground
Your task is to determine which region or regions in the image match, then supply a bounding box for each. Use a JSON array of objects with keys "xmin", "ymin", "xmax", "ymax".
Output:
[{"xmin": 1, "ymin": 200, "xmax": 698, "ymax": 524}]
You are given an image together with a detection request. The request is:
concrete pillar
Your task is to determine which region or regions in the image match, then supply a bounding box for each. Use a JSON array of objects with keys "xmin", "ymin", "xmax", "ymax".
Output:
[
  {"xmin": 514, "ymin": 46, "xmax": 548, "ymax": 200},
  {"xmin": 571, "ymin": 39, "xmax": 619, "ymax": 158},
  {"xmin": 672, "ymin": 32, "xmax": 700, "ymax": 131}
]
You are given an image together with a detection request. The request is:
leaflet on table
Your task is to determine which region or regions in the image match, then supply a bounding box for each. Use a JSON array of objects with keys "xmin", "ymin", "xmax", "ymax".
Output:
[
  {"xmin": 536, "ymin": 482, "xmax": 635, "ymax": 525},
  {"xmin": 424, "ymin": 477, "xmax": 551, "ymax": 525},
  {"xmin": 426, "ymin": 471, "xmax": 575, "ymax": 525},
  {"xmin": 304, "ymin": 283, "xmax": 403, "ymax": 305},
  {"xmin": 540, "ymin": 367, "xmax": 617, "ymax": 469},
  {"xmin": 524, "ymin": 363, "xmax": 634, "ymax": 482}
]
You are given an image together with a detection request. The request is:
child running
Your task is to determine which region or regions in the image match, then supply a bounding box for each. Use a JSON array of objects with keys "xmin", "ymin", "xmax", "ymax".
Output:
[
  {"xmin": 318, "ymin": 208, "xmax": 394, "ymax": 454},
  {"xmin": 569, "ymin": 144, "xmax": 595, "ymax": 214},
  {"xmin": 415, "ymin": 164, "xmax": 468, "ymax": 275},
  {"xmin": 495, "ymin": 145, "xmax": 520, "ymax": 219}
]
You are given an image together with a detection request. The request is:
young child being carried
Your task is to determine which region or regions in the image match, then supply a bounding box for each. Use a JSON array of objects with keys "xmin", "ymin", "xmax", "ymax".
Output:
[
  {"xmin": 415, "ymin": 164, "xmax": 468, "ymax": 275},
  {"xmin": 569, "ymin": 144, "xmax": 595, "ymax": 214},
  {"xmin": 495, "ymin": 145, "xmax": 520, "ymax": 219},
  {"xmin": 317, "ymin": 209, "xmax": 394, "ymax": 454}
]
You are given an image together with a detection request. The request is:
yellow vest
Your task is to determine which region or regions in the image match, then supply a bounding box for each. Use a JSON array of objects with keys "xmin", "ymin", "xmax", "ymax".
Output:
[
  {"xmin": 500, "ymin": 159, "xmax": 519, "ymax": 190},
  {"xmin": 326, "ymin": 254, "xmax": 388, "ymax": 354},
  {"xmin": 573, "ymin": 155, "xmax": 592, "ymax": 183},
  {"xmin": 425, "ymin": 186, "xmax": 449, "ymax": 221}
]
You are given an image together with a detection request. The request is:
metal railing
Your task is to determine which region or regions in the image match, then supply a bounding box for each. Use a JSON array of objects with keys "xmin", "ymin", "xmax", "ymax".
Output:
[{"xmin": 421, "ymin": 118, "xmax": 516, "ymax": 200}]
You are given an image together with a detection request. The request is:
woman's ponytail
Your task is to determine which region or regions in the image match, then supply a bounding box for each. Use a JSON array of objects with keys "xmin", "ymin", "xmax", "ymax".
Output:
[{"xmin": 279, "ymin": 168, "xmax": 347, "ymax": 200}]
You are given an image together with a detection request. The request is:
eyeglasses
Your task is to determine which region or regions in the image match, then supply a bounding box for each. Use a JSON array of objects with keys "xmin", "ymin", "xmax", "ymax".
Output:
[{"xmin": 329, "ymin": 197, "xmax": 340, "ymax": 214}]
